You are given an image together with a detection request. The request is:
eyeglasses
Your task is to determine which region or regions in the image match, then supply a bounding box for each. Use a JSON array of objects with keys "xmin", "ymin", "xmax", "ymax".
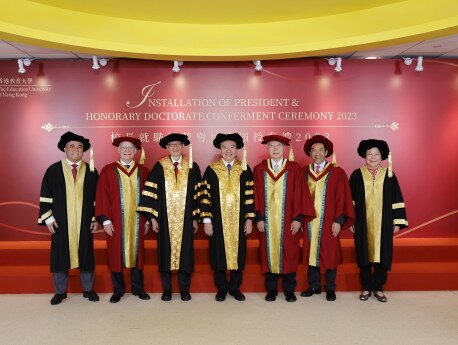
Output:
[
  {"xmin": 120, "ymin": 146, "xmax": 135, "ymax": 152},
  {"xmin": 366, "ymin": 153, "xmax": 381, "ymax": 158}
]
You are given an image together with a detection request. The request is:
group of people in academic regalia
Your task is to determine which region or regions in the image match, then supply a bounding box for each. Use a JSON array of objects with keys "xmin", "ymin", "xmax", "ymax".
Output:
[{"xmin": 39, "ymin": 131, "xmax": 407, "ymax": 306}]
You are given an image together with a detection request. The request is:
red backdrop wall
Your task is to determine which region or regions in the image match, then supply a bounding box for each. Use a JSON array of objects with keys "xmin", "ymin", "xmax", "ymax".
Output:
[{"xmin": 0, "ymin": 59, "xmax": 457, "ymax": 240}]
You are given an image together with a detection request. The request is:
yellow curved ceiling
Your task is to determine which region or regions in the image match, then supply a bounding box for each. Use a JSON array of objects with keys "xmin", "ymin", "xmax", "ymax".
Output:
[{"xmin": 0, "ymin": 0, "xmax": 457, "ymax": 61}]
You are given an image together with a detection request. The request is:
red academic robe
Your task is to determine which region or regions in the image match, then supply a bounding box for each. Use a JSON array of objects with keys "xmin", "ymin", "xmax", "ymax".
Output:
[
  {"xmin": 95, "ymin": 162, "xmax": 150, "ymax": 272},
  {"xmin": 253, "ymin": 160, "xmax": 315, "ymax": 274},
  {"xmin": 302, "ymin": 163, "xmax": 355, "ymax": 269}
]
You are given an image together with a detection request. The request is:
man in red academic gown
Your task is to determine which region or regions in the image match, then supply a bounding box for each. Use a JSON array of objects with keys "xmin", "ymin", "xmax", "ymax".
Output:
[
  {"xmin": 253, "ymin": 135, "xmax": 315, "ymax": 302},
  {"xmin": 300, "ymin": 135, "xmax": 355, "ymax": 301},
  {"xmin": 96, "ymin": 137, "xmax": 151, "ymax": 303}
]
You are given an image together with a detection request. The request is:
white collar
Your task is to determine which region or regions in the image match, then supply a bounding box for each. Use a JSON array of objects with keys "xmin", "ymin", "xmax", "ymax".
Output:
[
  {"xmin": 222, "ymin": 159, "xmax": 235, "ymax": 166},
  {"xmin": 67, "ymin": 159, "xmax": 81, "ymax": 167},
  {"xmin": 270, "ymin": 158, "xmax": 284, "ymax": 167},
  {"xmin": 171, "ymin": 156, "xmax": 182, "ymax": 164},
  {"xmin": 120, "ymin": 160, "xmax": 134, "ymax": 166},
  {"xmin": 314, "ymin": 161, "xmax": 326, "ymax": 169}
]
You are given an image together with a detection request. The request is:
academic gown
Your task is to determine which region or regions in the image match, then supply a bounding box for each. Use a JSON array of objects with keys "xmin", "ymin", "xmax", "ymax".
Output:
[
  {"xmin": 200, "ymin": 160, "xmax": 255, "ymax": 271},
  {"xmin": 38, "ymin": 160, "xmax": 98, "ymax": 272},
  {"xmin": 253, "ymin": 159, "xmax": 315, "ymax": 274},
  {"xmin": 349, "ymin": 167, "xmax": 408, "ymax": 270},
  {"xmin": 96, "ymin": 161, "xmax": 150, "ymax": 272},
  {"xmin": 137, "ymin": 157, "xmax": 201, "ymax": 273},
  {"xmin": 302, "ymin": 163, "xmax": 355, "ymax": 269}
]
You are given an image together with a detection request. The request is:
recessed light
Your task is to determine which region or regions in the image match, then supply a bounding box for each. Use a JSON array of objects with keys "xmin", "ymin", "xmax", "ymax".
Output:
[{"xmin": 364, "ymin": 56, "xmax": 378, "ymax": 59}]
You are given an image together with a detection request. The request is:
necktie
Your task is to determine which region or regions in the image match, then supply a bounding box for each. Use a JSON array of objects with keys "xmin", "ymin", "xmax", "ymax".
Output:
[
  {"xmin": 315, "ymin": 165, "xmax": 321, "ymax": 174},
  {"xmin": 124, "ymin": 164, "xmax": 130, "ymax": 170},
  {"xmin": 174, "ymin": 162, "xmax": 179, "ymax": 177},
  {"xmin": 227, "ymin": 163, "xmax": 232, "ymax": 173},
  {"xmin": 273, "ymin": 162, "xmax": 279, "ymax": 173},
  {"xmin": 71, "ymin": 164, "xmax": 78, "ymax": 182}
]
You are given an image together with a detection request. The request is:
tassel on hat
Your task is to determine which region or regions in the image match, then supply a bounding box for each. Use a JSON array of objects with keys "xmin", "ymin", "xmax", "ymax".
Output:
[
  {"xmin": 189, "ymin": 144, "xmax": 193, "ymax": 168},
  {"xmin": 89, "ymin": 147, "xmax": 95, "ymax": 172},
  {"xmin": 242, "ymin": 147, "xmax": 247, "ymax": 171},
  {"xmin": 139, "ymin": 147, "xmax": 146, "ymax": 165},
  {"xmin": 289, "ymin": 145, "xmax": 294, "ymax": 161},
  {"xmin": 388, "ymin": 151, "xmax": 393, "ymax": 178},
  {"xmin": 332, "ymin": 153, "xmax": 338, "ymax": 167}
]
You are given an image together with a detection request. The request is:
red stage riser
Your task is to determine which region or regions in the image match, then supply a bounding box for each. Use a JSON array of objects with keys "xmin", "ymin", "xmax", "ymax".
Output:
[{"xmin": 1, "ymin": 239, "xmax": 457, "ymax": 293}]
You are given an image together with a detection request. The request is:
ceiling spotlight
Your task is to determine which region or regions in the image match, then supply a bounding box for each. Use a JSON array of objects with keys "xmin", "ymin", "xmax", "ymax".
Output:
[
  {"xmin": 172, "ymin": 61, "xmax": 183, "ymax": 73},
  {"xmin": 326, "ymin": 57, "xmax": 342, "ymax": 72},
  {"xmin": 253, "ymin": 60, "xmax": 263, "ymax": 71},
  {"xmin": 402, "ymin": 57, "xmax": 413, "ymax": 66},
  {"xmin": 92, "ymin": 56, "xmax": 109, "ymax": 70},
  {"xmin": 17, "ymin": 58, "xmax": 32, "ymax": 74},
  {"xmin": 415, "ymin": 56, "xmax": 424, "ymax": 72}
]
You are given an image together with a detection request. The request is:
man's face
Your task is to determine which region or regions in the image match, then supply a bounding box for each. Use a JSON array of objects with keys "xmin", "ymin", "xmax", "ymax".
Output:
[
  {"xmin": 310, "ymin": 143, "xmax": 328, "ymax": 165},
  {"xmin": 166, "ymin": 141, "xmax": 183, "ymax": 159},
  {"xmin": 220, "ymin": 140, "xmax": 237, "ymax": 162},
  {"xmin": 365, "ymin": 147, "xmax": 382, "ymax": 168},
  {"xmin": 64, "ymin": 141, "xmax": 84, "ymax": 163},
  {"xmin": 268, "ymin": 141, "xmax": 284, "ymax": 161},
  {"xmin": 118, "ymin": 141, "xmax": 136, "ymax": 163}
]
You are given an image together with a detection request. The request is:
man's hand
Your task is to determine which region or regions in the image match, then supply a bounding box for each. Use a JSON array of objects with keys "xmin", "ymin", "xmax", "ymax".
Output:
[
  {"xmin": 393, "ymin": 225, "xmax": 400, "ymax": 233},
  {"xmin": 244, "ymin": 219, "xmax": 253, "ymax": 235},
  {"xmin": 151, "ymin": 218, "xmax": 159, "ymax": 233},
  {"xmin": 257, "ymin": 220, "xmax": 266, "ymax": 233},
  {"xmin": 144, "ymin": 221, "xmax": 151, "ymax": 235},
  {"xmin": 47, "ymin": 221, "xmax": 58, "ymax": 234},
  {"xmin": 193, "ymin": 220, "xmax": 199, "ymax": 234},
  {"xmin": 90, "ymin": 222, "xmax": 98, "ymax": 234},
  {"xmin": 204, "ymin": 223, "xmax": 213, "ymax": 236},
  {"xmin": 104, "ymin": 223, "xmax": 114, "ymax": 237},
  {"xmin": 291, "ymin": 220, "xmax": 301, "ymax": 235},
  {"xmin": 349, "ymin": 225, "xmax": 355, "ymax": 234},
  {"xmin": 332, "ymin": 222, "xmax": 341, "ymax": 237}
]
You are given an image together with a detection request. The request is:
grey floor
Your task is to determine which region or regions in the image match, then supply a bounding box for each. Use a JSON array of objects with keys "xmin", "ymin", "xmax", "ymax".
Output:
[{"xmin": 1, "ymin": 292, "xmax": 457, "ymax": 345}]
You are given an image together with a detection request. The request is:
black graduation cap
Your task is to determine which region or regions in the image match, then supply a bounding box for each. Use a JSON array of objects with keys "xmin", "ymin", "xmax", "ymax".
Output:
[
  {"xmin": 212, "ymin": 133, "xmax": 244, "ymax": 149},
  {"xmin": 57, "ymin": 131, "xmax": 91, "ymax": 152},
  {"xmin": 357, "ymin": 139, "xmax": 390, "ymax": 160},
  {"xmin": 159, "ymin": 133, "xmax": 190, "ymax": 149}
]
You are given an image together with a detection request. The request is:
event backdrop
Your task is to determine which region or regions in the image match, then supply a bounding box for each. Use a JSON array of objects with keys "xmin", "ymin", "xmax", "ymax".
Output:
[{"xmin": 0, "ymin": 59, "xmax": 457, "ymax": 240}]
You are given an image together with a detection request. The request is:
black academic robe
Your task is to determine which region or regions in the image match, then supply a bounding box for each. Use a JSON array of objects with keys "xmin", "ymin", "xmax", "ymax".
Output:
[
  {"xmin": 349, "ymin": 168, "xmax": 408, "ymax": 270},
  {"xmin": 38, "ymin": 161, "xmax": 98, "ymax": 272},
  {"xmin": 201, "ymin": 161, "xmax": 255, "ymax": 271},
  {"xmin": 137, "ymin": 158, "xmax": 201, "ymax": 273}
]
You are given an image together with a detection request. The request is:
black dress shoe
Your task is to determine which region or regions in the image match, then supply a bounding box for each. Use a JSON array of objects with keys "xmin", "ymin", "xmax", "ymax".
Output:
[
  {"xmin": 284, "ymin": 291, "xmax": 297, "ymax": 302},
  {"xmin": 228, "ymin": 290, "xmax": 246, "ymax": 301},
  {"xmin": 265, "ymin": 290, "xmax": 278, "ymax": 302},
  {"xmin": 215, "ymin": 290, "xmax": 227, "ymax": 302},
  {"xmin": 50, "ymin": 293, "xmax": 67, "ymax": 305},
  {"xmin": 133, "ymin": 290, "xmax": 151, "ymax": 300},
  {"xmin": 180, "ymin": 291, "xmax": 192, "ymax": 301},
  {"xmin": 109, "ymin": 291, "xmax": 124, "ymax": 303},
  {"xmin": 83, "ymin": 290, "xmax": 99, "ymax": 302},
  {"xmin": 300, "ymin": 287, "xmax": 322, "ymax": 297},
  {"xmin": 373, "ymin": 291, "xmax": 387, "ymax": 303},
  {"xmin": 359, "ymin": 291, "xmax": 371, "ymax": 301},
  {"xmin": 161, "ymin": 291, "xmax": 172, "ymax": 301},
  {"xmin": 326, "ymin": 290, "xmax": 336, "ymax": 301}
]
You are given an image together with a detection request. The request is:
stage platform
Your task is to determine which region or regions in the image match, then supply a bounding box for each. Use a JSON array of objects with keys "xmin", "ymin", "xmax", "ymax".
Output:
[{"xmin": 0, "ymin": 238, "xmax": 457, "ymax": 293}]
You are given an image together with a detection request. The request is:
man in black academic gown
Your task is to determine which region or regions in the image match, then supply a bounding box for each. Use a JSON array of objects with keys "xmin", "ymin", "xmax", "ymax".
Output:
[
  {"xmin": 38, "ymin": 132, "xmax": 99, "ymax": 305},
  {"xmin": 201, "ymin": 133, "xmax": 255, "ymax": 302},
  {"xmin": 137, "ymin": 133, "xmax": 201, "ymax": 301}
]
